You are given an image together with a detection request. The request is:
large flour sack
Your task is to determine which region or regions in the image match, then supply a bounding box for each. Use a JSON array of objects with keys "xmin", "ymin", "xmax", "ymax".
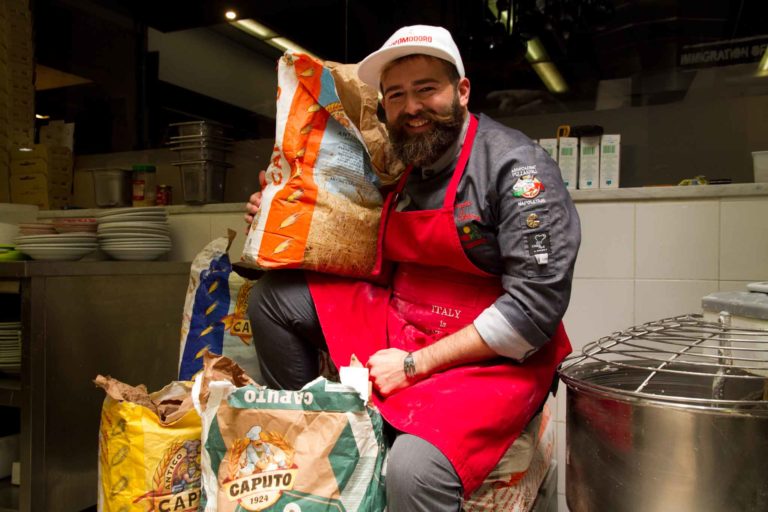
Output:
[{"xmin": 241, "ymin": 52, "xmax": 386, "ymax": 278}]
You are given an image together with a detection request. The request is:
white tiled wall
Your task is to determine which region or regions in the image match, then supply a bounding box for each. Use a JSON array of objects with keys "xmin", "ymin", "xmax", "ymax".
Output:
[
  {"xmin": 719, "ymin": 198, "xmax": 768, "ymax": 281},
  {"xmin": 167, "ymin": 212, "xmax": 248, "ymax": 262},
  {"xmin": 573, "ymin": 203, "xmax": 634, "ymax": 279},
  {"xmin": 635, "ymin": 200, "xmax": 720, "ymax": 280}
]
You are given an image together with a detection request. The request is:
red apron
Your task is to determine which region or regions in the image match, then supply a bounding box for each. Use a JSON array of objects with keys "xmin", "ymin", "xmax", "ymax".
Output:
[{"xmin": 308, "ymin": 115, "xmax": 572, "ymax": 496}]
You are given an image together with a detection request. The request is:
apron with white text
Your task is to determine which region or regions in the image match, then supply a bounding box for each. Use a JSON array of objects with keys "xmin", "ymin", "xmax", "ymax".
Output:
[{"xmin": 308, "ymin": 115, "xmax": 572, "ymax": 495}]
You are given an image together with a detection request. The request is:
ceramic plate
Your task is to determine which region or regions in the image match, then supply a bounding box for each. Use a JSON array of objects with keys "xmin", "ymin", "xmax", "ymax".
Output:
[
  {"xmin": 102, "ymin": 246, "xmax": 169, "ymax": 261},
  {"xmin": 98, "ymin": 206, "xmax": 167, "ymax": 217},
  {"xmin": 97, "ymin": 215, "xmax": 169, "ymax": 223},
  {"xmin": 97, "ymin": 232, "xmax": 170, "ymax": 241},
  {"xmin": 15, "ymin": 233, "xmax": 98, "ymax": 245},
  {"xmin": 17, "ymin": 245, "xmax": 97, "ymax": 261},
  {"xmin": 100, "ymin": 241, "xmax": 171, "ymax": 248}
]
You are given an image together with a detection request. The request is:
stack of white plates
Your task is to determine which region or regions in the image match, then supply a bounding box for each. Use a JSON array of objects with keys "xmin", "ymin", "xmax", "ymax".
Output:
[
  {"xmin": 0, "ymin": 322, "xmax": 21, "ymax": 373},
  {"xmin": 97, "ymin": 207, "xmax": 172, "ymax": 261},
  {"xmin": 14, "ymin": 232, "xmax": 99, "ymax": 261}
]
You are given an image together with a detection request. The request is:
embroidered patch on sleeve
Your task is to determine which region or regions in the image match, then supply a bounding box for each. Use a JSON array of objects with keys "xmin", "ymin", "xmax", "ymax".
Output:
[
  {"xmin": 526, "ymin": 231, "xmax": 551, "ymax": 257},
  {"xmin": 512, "ymin": 175, "xmax": 545, "ymax": 199}
]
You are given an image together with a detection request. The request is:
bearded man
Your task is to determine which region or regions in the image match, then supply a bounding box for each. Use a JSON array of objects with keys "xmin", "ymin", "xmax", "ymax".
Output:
[{"xmin": 244, "ymin": 25, "xmax": 581, "ymax": 511}]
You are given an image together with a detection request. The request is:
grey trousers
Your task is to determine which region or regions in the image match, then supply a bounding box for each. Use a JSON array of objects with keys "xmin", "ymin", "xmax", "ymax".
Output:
[{"xmin": 247, "ymin": 270, "xmax": 463, "ymax": 511}]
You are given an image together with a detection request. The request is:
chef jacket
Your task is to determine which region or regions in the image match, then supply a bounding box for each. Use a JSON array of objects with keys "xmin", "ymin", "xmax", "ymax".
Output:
[{"xmin": 396, "ymin": 113, "xmax": 581, "ymax": 360}]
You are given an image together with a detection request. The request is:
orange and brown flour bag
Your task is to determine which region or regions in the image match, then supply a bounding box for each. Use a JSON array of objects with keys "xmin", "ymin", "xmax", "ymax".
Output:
[
  {"xmin": 95, "ymin": 375, "xmax": 202, "ymax": 512},
  {"xmin": 463, "ymin": 405, "xmax": 556, "ymax": 511},
  {"xmin": 241, "ymin": 52, "xmax": 402, "ymax": 278}
]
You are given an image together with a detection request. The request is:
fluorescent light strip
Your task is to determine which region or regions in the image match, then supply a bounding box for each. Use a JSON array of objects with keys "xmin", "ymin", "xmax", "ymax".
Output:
[
  {"xmin": 233, "ymin": 19, "xmax": 276, "ymax": 39},
  {"xmin": 268, "ymin": 37, "xmax": 315, "ymax": 56},
  {"xmin": 525, "ymin": 37, "xmax": 550, "ymax": 63},
  {"xmin": 232, "ymin": 19, "xmax": 318, "ymax": 59},
  {"xmin": 525, "ymin": 37, "xmax": 567, "ymax": 93},
  {"xmin": 758, "ymin": 47, "xmax": 768, "ymax": 77},
  {"xmin": 530, "ymin": 62, "xmax": 568, "ymax": 93}
]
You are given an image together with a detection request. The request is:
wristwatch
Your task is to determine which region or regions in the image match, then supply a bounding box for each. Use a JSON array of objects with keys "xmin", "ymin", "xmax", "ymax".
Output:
[{"xmin": 403, "ymin": 352, "xmax": 417, "ymax": 380}]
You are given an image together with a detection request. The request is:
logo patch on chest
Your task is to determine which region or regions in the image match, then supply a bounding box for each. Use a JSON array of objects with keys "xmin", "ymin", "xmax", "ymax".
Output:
[{"xmin": 459, "ymin": 223, "xmax": 488, "ymax": 249}]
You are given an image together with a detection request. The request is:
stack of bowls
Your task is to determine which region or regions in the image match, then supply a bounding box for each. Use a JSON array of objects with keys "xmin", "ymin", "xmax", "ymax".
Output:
[
  {"xmin": 14, "ymin": 232, "xmax": 98, "ymax": 261},
  {"xmin": 96, "ymin": 207, "xmax": 172, "ymax": 261},
  {"xmin": 168, "ymin": 121, "xmax": 232, "ymax": 204}
]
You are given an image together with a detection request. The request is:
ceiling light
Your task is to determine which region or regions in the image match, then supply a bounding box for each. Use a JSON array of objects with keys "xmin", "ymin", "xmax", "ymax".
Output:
[
  {"xmin": 225, "ymin": 10, "xmax": 238, "ymax": 21},
  {"xmin": 232, "ymin": 19, "xmax": 277, "ymax": 39},
  {"xmin": 758, "ymin": 47, "xmax": 768, "ymax": 77},
  {"xmin": 267, "ymin": 38, "xmax": 316, "ymax": 58},
  {"xmin": 231, "ymin": 19, "xmax": 318, "ymax": 59},
  {"xmin": 35, "ymin": 114, "xmax": 50, "ymax": 119},
  {"xmin": 531, "ymin": 62, "xmax": 568, "ymax": 93},
  {"xmin": 525, "ymin": 37, "xmax": 551, "ymax": 63}
]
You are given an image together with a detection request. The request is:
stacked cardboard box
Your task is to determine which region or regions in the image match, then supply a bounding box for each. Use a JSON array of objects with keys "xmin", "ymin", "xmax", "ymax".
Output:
[
  {"xmin": 0, "ymin": 0, "xmax": 35, "ymax": 203},
  {"xmin": 599, "ymin": 135, "xmax": 621, "ymax": 188},
  {"xmin": 578, "ymin": 136, "xmax": 601, "ymax": 189},
  {"xmin": 10, "ymin": 145, "xmax": 73, "ymax": 209},
  {"xmin": 558, "ymin": 137, "xmax": 579, "ymax": 190}
]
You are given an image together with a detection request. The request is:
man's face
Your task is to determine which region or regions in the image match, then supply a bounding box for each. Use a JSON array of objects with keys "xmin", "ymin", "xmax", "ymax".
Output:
[{"xmin": 380, "ymin": 56, "xmax": 470, "ymax": 167}]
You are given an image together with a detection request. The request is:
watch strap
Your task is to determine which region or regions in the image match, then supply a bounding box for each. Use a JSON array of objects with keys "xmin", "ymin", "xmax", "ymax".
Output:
[{"xmin": 404, "ymin": 352, "xmax": 417, "ymax": 380}]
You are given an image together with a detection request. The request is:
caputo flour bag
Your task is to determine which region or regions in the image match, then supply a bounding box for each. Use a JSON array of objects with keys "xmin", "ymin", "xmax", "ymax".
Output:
[
  {"xmin": 179, "ymin": 232, "xmax": 262, "ymax": 383},
  {"xmin": 241, "ymin": 51, "xmax": 400, "ymax": 278},
  {"xmin": 95, "ymin": 376, "xmax": 202, "ymax": 512},
  {"xmin": 194, "ymin": 353, "xmax": 387, "ymax": 511}
]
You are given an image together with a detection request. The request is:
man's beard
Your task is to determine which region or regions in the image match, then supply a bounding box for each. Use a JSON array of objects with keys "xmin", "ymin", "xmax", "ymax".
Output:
[{"xmin": 387, "ymin": 96, "xmax": 465, "ymax": 168}]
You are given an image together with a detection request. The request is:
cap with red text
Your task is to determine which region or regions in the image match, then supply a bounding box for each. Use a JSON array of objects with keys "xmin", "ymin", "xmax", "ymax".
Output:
[{"xmin": 357, "ymin": 25, "xmax": 465, "ymax": 90}]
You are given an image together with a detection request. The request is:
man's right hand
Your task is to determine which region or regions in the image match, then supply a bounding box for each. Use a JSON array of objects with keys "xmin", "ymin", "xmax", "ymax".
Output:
[{"xmin": 244, "ymin": 170, "xmax": 267, "ymax": 226}]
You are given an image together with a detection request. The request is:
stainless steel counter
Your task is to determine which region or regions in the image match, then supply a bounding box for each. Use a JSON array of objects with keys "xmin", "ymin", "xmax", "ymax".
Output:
[{"xmin": 0, "ymin": 261, "xmax": 190, "ymax": 512}]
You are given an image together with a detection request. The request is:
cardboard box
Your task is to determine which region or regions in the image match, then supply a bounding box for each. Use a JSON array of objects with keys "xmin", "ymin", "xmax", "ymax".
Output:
[
  {"xmin": 539, "ymin": 138, "xmax": 558, "ymax": 163},
  {"xmin": 11, "ymin": 145, "xmax": 73, "ymax": 188},
  {"xmin": 11, "ymin": 144, "xmax": 72, "ymax": 163},
  {"xmin": 558, "ymin": 137, "xmax": 578, "ymax": 190},
  {"xmin": 578, "ymin": 136, "xmax": 601, "ymax": 189},
  {"xmin": 600, "ymin": 134, "xmax": 621, "ymax": 188},
  {"xmin": 10, "ymin": 172, "xmax": 70, "ymax": 209}
]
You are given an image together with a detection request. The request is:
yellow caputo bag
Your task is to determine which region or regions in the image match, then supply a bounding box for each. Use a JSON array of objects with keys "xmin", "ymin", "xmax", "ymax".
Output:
[{"xmin": 95, "ymin": 375, "xmax": 202, "ymax": 512}]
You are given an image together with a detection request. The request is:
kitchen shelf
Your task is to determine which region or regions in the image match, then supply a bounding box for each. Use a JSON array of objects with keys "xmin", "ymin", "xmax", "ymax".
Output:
[
  {"xmin": 0, "ymin": 261, "xmax": 190, "ymax": 511},
  {"xmin": 0, "ymin": 477, "xmax": 19, "ymax": 512},
  {"xmin": 0, "ymin": 380, "xmax": 21, "ymax": 408}
]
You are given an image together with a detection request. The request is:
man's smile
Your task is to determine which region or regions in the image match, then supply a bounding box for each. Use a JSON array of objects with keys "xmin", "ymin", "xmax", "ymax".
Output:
[{"xmin": 403, "ymin": 117, "xmax": 432, "ymax": 133}]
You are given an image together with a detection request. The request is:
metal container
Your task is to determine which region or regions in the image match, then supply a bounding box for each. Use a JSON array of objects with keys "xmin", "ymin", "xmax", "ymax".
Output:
[
  {"xmin": 91, "ymin": 168, "xmax": 132, "ymax": 207},
  {"xmin": 169, "ymin": 120, "xmax": 228, "ymax": 138},
  {"xmin": 173, "ymin": 160, "xmax": 230, "ymax": 204},
  {"xmin": 560, "ymin": 315, "xmax": 768, "ymax": 512},
  {"xmin": 170, "ymin": 143, "xmax": 230, "ymax": 163}
]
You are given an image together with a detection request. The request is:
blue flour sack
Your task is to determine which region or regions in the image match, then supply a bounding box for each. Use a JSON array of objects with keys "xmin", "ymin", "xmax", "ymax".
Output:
[{"xmin": 179, "ymin": 233, "xmax": 262, "ymax": 383}]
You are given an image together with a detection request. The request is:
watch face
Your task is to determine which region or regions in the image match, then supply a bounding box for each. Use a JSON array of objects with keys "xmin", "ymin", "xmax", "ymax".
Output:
[{"xmin": 404, "ymin": 353, "xmax": 417, "ymax": 379}]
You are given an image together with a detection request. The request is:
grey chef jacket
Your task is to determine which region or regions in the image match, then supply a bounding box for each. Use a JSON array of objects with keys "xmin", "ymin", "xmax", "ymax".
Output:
[{"xmin": 397, "ymin": 113, "xmax": 581, "ymax": 361}]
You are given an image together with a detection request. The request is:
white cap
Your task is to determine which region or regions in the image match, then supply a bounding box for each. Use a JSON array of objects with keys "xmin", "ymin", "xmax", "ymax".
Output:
[{"xmin": 357, "ymin": 25, "xmax": 465, "ymax": 90}]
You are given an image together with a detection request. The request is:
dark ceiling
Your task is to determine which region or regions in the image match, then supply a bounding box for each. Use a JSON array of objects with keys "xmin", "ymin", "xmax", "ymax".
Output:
[
  {"xmin": 96, "ymin": 0, "xmax": 768, "ymax": 98},
  {"xmin": 31, "ymin": 0, "xmax": 768, "ymax": 152}
]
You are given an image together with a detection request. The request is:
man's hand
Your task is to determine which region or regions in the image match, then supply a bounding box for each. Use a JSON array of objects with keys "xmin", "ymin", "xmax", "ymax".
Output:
[
  {"xmin": 367, "ymin": 325, "xmax": 499, "ymax": 398},
  {"xmin": 243, "ymin": 170, "xmax": 267, "ymax": 227},
  {"xmin": 366, "ymin": 348, "xmax": 414, "ymax": 397}
]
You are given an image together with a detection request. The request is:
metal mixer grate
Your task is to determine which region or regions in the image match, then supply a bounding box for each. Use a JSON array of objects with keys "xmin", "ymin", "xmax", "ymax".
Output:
[{"xmin": 560, "ymin": 314, "xmax": 768, "ymax": 411}]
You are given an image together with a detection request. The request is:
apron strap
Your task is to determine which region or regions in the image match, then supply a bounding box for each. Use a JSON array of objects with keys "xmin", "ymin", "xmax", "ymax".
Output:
[{"xmin": 442, "ymin": 114, "xmax": 479, "ymax": 209}]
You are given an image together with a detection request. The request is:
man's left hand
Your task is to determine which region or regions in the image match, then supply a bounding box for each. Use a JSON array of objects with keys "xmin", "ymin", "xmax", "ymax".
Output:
[{"xmin": 366, "ymin": 348, "xmax": 414, "ymax": 397}]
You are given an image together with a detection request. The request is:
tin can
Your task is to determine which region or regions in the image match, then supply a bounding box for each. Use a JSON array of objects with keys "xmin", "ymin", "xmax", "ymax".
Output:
[{"xmin": 156, "ymin": 185, "xmax": 172, "ymax": 206}]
